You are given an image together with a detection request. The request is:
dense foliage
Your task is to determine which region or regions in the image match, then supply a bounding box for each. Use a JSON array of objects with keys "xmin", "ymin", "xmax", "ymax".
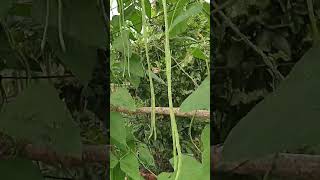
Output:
[
  {"xmin": 0, "ymin": 0, "xmax": 107, "ymax": 179},
  {"xmin": 213, "ymin": 0, "xmax": 320, "ymax": 179},
  {"xmin": 110, "ymin": 0, "xmax": 210, "ymax": 179}
]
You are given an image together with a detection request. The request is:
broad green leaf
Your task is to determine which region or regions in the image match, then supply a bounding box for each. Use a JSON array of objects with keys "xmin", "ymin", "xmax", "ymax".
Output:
[
  {"xmin": 192, "ymin": 48, "xmax": 208, "ymax": 61},
  {"xmin": 144, "ymin": 0, "xmax": 151, "ymax": 18},
  {"xmin": 169, "ymin": 3, "xmax": 202, "ymax": 36},
  {"xmin": 111, "ymin": 164, "xmax": 126, "ymax": 180},
  {"xmin": 175, "ymin": 155, "xmax": 205, "ymax": 180},
  {"xmin": 111, "ymin": 15, "xmax": 120, "ymax": 30},
  {"xmin": 138, "ymin": 144, "xmax": 155, "ymax": 167},
  {"xmin": 47, "ymin": 28, "xmax": 97, "ymax": 85},
  {"xmin": 120, "ymin": 152, "xmax": 142, "ymax": 180},
  {"xmin": 0, "ymin": 82, "xmax": 82, "ymax": 157},
  {"xmin": 126, "ymin": 126, "xmax": 136, "ymax": 150},
  {"xmin": 125, "ymin": 5, "xmax": 142, "ymax": 32},
  {"xmin": 110, "ymin": 151, "xmax": 119, "ymax": 169},
  {"xmin": 180, "ymin": 76, "xmax": 210, "ymax": 112},
  {"xmin": 0, "ymin": 159, "xmax": 43, "ymax": 180},
  {"xmin": 167, "ymin": 155, "xmax": 208, "ymax": 180},
  {"xmin": 178, "ymin": 155, "xmax": 206, "ymax": 180},
  {"xmin": 110, "ymin": 112, "xmax": 127, "ymax": 147},
  {"xmin": 110, "ymin": 87, "xmax": 136, "ymax": 111},
  {"xmin": 32, "ymin": 0, "xmax": 107, "ymax": 47},
  {"xmin": 168, "ymin": 0, "xmax": 188, "ymax": 22},
  {"xmin": 223, "ymin": 46, "xmax": 320, "ymax": 162},
  {"xmin": 129, "ymin": 74, "xmax": 141, "ymax": 89},
  {"xmin": 130, "ymin": 54, "xmax": 144, "ymax": 77},
  {"xmin": 158, "ymin": 172, "xmax": 174, "ymax": 180},
  {"xmin": 201, "ymin": 125, "xmax": 210, "ymax": 173},
  {"xmin": 113, "ymin": 30, "xmax": 132, "ymax": 57},
  {"xmin": 0, "ymin": 0, "xmax": 12, "ymax": 20}
]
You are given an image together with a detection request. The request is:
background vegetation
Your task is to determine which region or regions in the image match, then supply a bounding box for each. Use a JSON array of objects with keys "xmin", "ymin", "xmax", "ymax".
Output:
[{"xmin": 213, "ymin": 0, "xmax": 320, "ymax": 179}]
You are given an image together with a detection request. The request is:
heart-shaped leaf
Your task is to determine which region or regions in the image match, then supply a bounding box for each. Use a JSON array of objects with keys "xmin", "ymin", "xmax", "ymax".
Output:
[
  {"xmin": 223, "ymin": 46, "xmax": 320, "ymax": 162},
  {"xmin": 0, "ymin": 82, "xmax": 82, "ymax": 157}
]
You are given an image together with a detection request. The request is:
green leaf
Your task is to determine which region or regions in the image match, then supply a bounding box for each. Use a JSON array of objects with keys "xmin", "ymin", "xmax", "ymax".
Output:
[
  {"xmin": 32, "ymin": 0, "xmax": 107, "ymax": 47},
  {"xmin": 110, "ymin": 151, "xmax": 119, "ymax": 169},
  {"xmin": 168, "ymin": 0, "xmax": 188, "ymax": 22},
  {"xmin": 144, "ymin": 0, "xmax": 151, "ymax": 18},
  {"xmin": 158, "ymin": 172, "xmax": 174, "ymax": 180},
  {"xmin": 110, "ymin": 112, "xmax": 127, "ymax": 147},
  {"xmin": 129, "ymin": 74, "xmax": 141, "ymax": 89},
  {"xmin": 0, "ymin": 82, "xmax": 82, "ymax": 158},
  {"xmin": 201, "ymin": 125, "xmax": 210, "ymax": 172},
  {"xmin": 126, "ymin": 126, "xmax": 136, "ymax": 150},
  {"xmin": 167, "ymin": 155, "xmax": 208, "ymax": 180},
  {"xmin": 0, "ymin": 159, "xmax": 43, "ymax": 180},
  {"xmin": 202, "ymin": 2, "xmax": 210, "ymax": 18},
  {"xmin": 111, "ymin": 87, "xmax": 136, "ymax": 111},
  {"xmin": 125, "ymin": 5, "xmax": 142, "ymax": 32},
  {"xmin": 0, "ymin": 0, "xmax": 12, "ymax": 20},
  {"xmin": 180, "ymin": 76, "xmax": 210, "ymax": 112},
  {"xmin": 113, "ymin": 30, "xmax": 132, "ymax": 57},
  {"xmin": 223, "ymin": 46, "xmax": 320, "ymax": 162},
  {"xmin": 111, "ymin": 164, "xmax": 126, "ymax": 180},
  {"xmin": 47, "ymin": 28, "xmax": 97, "ymax": 85},
  {"xmin": 120, "ymin": 152, "xmax": 142, "ymax": 180},
  {"xmin": 150, "ymin": 72, "xmax": 166, "ymax": 86},
  {"xmin": 177, "ymin": 155, "xmax": 204, "ymax": 180},
  {"xmin": 192, "ymin": 48, "xmax": 207, "ymax": 60},
  {"xmin": 138, "ymin": 144, "xmax": 155, "ymax": 167},
  {"xmin": 169, "ymin": 3, "xmax": 202, "ymax": 36},
  {"xmin": 111, "ymin": 15, "xmax": 120, "ymax": 30},
  {"xmin": 130, "ymin": 54, "xmax": 144, "ymax": 77}
]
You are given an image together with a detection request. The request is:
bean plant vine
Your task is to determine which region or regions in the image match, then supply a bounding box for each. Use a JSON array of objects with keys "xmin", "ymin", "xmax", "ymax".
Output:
[
  {"xmin": 140, "ymin": 0, "xmax": 157, "ymax": 141},
  {"xmin": 110, "ymin": 0, "xmax": 210, "ymax": 179},
  {"xmin": 161, "ymin": 0, "xmax": 182, "ymax": 178}
]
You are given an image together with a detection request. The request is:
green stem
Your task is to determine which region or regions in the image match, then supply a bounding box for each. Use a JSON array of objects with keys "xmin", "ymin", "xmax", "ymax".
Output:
[
  {"xmin": 58, "ymin": 0, "xmax": 66, "ymax": 52},
  {"xmin": 162, "ymin": 0, "xmax": 182, "ymax": 178},
  {"xmin": 307, "ymin": 0, "xmax": 320, "ymax": 46},
  {"xmin": 141, "ymin": 0, "xmax": 157, "ymax": 141},
  {"xmin": 188, "ymin": 113, "xmax": 201, "ymax": 153},
  {"xmin": 118, "ymin": 0, "xmax": 126, "ymax": 77},
  {"xmin": 41, "ymin": 0, "xmax": 50, "ymax": 52}
]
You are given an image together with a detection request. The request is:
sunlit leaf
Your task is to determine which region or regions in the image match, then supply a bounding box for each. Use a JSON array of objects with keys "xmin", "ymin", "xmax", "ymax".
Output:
[
  {"xmin": 180, "ymin": 76, "xmax": 210, "ymax": 112},
  {"xmin": 111, "ymin": 87, "xmax": 136, "ymax": 111}
]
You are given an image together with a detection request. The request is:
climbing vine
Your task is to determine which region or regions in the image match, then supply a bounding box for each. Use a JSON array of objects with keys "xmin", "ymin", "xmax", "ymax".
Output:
[{"xmin": 110, "ymin": 0, "xmax": 210, "ymax": 179}]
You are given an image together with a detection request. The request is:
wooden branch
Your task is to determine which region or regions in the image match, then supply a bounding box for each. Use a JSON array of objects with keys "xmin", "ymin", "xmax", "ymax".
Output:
[
  {"xmin": 212, "ymin": 145, "xmax": 320, "ymax": 180},
  {"xmin": 111, "ymin": 106, "xmax": 210, "ymax": 119},
  {"xmin": 0, "ymin": 143, "xmax": 109, "ymax": 167}
]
